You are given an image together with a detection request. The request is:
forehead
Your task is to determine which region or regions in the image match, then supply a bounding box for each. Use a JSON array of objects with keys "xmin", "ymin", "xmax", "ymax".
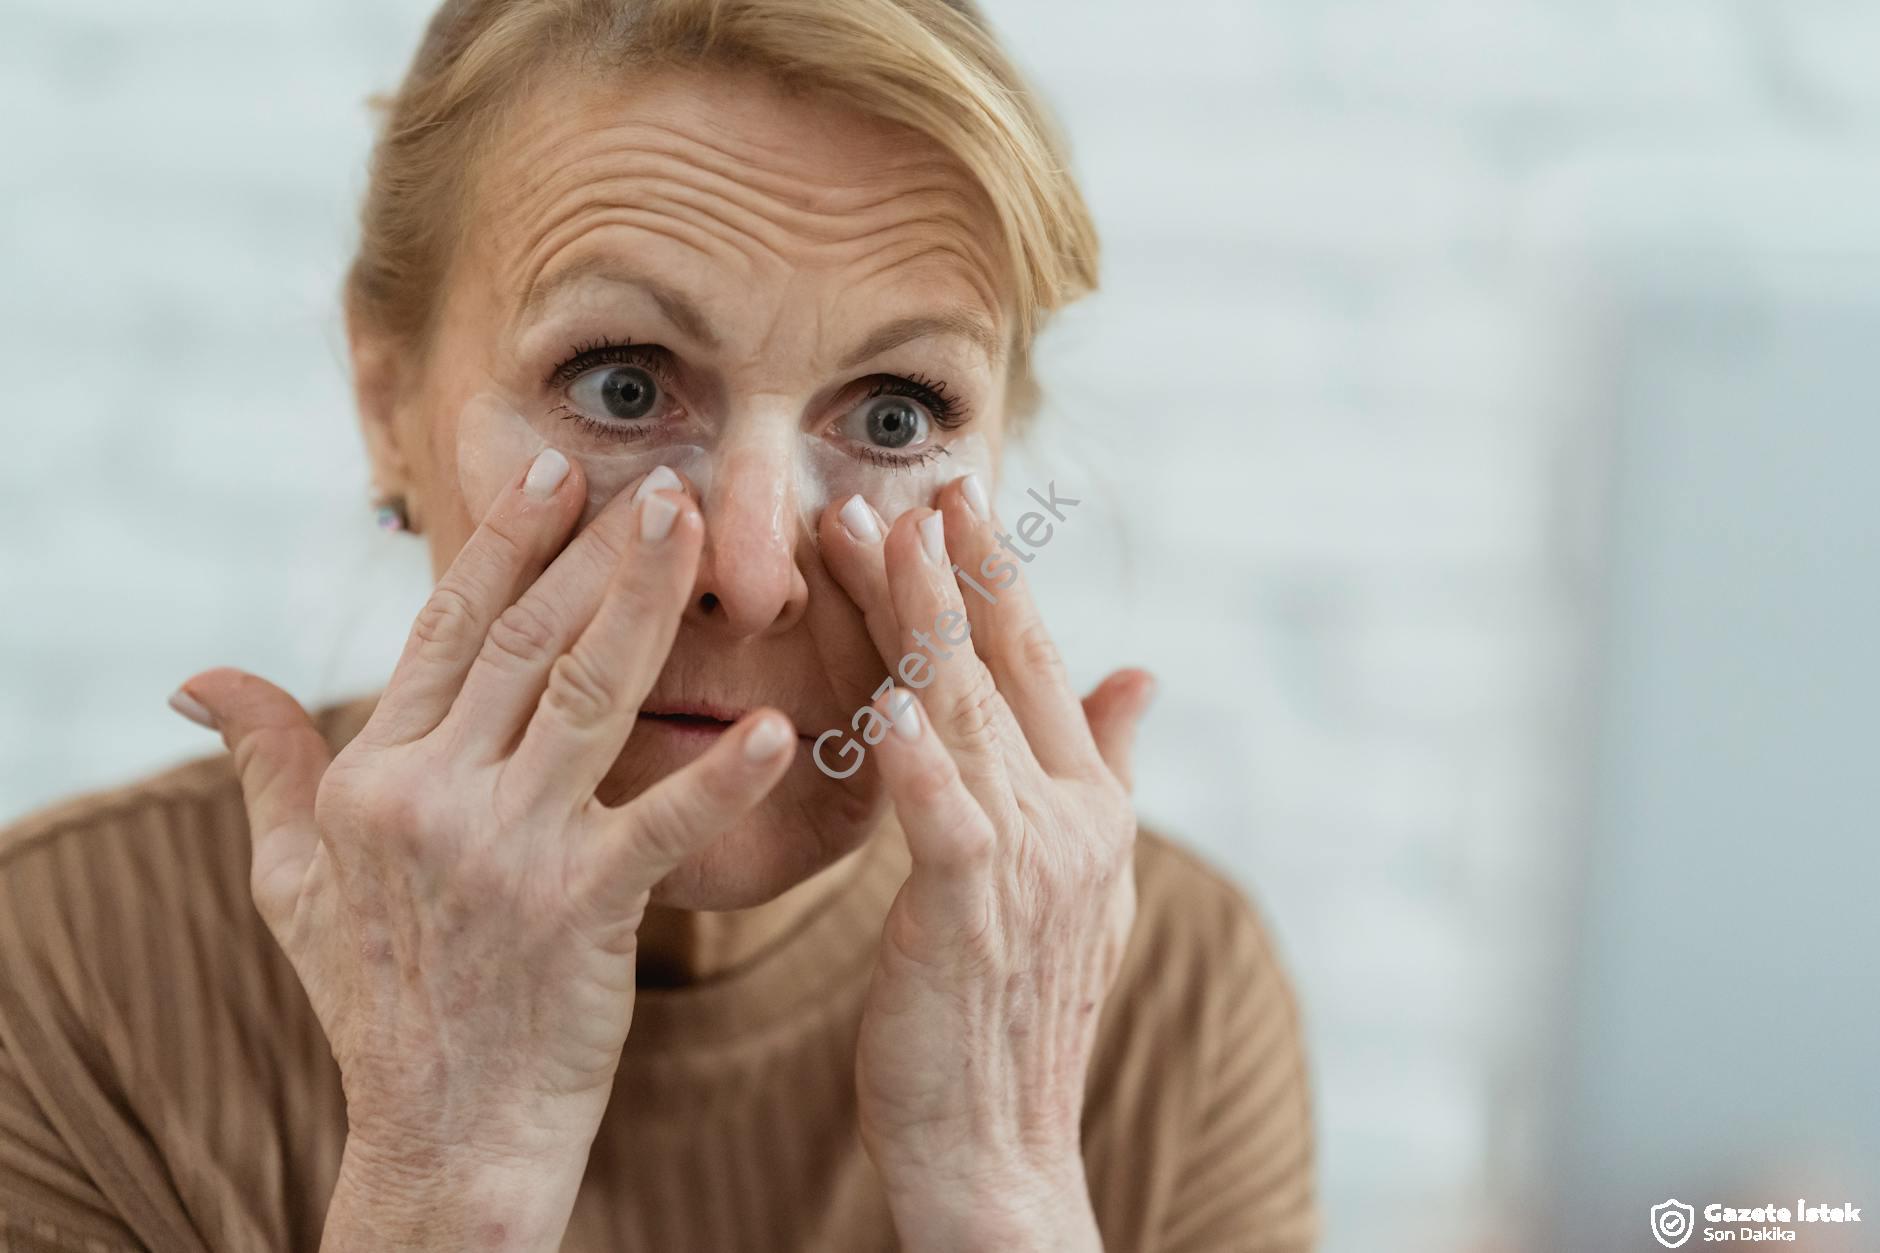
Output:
[{"xmin": 462, "ymin": 63, "xmax": 1011, "ymax": 362}]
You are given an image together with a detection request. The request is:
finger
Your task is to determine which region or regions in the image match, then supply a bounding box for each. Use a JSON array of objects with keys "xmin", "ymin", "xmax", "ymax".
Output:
[
  {"xmin": 578, "ymin": 709, "xmax": 797, "ymax": 913},
  {"xmin": 814, "ymin": 492, "xmax": 905, "ymax": 676},
  {"xmin": 934, "ymin": 474, "xmax": 1107, "ymax": 779},
  {"xmin": 879, "ymin": 506, "xmax": 1032, "ymax": 784},
  {"xmin": 446, "ymin": 465, "xmax": 692, "ymax": 760},
  {"xmin": 868, "ymin": 686, "xmax": 996, "ymax": 949},
  {"xmin": 1081, "ymin": 668, "xmax": 1156, "ymax": 792},
  {"xmin": 369, "ymin": 448, "xmax": 584, "ymax": 745},
  {"xmin": 504, "ymin": 487, "xmax": 703, "ymax": 805},
  {"xmin": 175, "ymin": 667, "xmax": 329, "ymax": 927},
  {"xmin": 818, "ymin": 495, "xmax": 1026, "ymax": 795}
]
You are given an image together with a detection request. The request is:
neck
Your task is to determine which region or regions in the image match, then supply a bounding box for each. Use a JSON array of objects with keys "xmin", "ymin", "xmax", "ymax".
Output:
[{"xmin": 633, "ymin": 838, "xmax": 875, "ymax": 985}]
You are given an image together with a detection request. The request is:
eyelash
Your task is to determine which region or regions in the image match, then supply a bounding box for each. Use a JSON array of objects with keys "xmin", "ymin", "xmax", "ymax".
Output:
[{"xmin": 544, "ymin": 339, "xmax": 969, "ymax": 468}]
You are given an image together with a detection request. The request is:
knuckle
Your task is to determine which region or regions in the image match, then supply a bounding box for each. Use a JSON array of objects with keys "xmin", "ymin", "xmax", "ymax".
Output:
[
  {"xmin": 943, "ymin": 672, "xmax": 1004, "ymax": 753},
  {"xmin": 542, "ymin": 647, "xmax": 618, "ymax": 731},
  {"xmin": 905, "ymin": 756, "xmax": 959, "ymax": 808},
  {"xmin": 409, "ymin": 585, "xmax": 480, "ymax": 656},
  {"xmin": 479, "ymin": 513, "xmax": 530, "ymax": 565},
  {"xmin": 631, "ymin": 803, "xmax": 692, "ymax": 870},
  {"xmin": 948, "ymin": 817, "xmax": 997, "ymax": 867},
  {"xmin": 1009, "ymin": 620, "xmax": 1064, "ymax": 678},
  {"xmin": 481, "ymin": 599, "xmax": 560, "ymax": 670},
  {"xmin": 348, "ymin": 770, "xmax": 435, "ymax": 853}
]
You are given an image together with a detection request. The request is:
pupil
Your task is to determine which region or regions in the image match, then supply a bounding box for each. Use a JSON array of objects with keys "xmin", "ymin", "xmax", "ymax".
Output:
[
  {"xmin": 867, "ymin": 399, "xmax": 918, "ymax": 449},
  {"xmin": 600, "ymin": 367, "xmax": 655, "ymax": 420}
]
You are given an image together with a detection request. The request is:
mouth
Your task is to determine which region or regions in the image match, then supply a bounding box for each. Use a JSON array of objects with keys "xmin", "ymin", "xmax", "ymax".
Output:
[{"xmin": 636, "ymin": 701, "xmax": 812, "ymax": 743}]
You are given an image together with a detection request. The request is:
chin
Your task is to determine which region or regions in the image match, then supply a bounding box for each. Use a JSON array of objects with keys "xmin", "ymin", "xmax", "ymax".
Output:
[{"xmin": 642, "ymin": 754, "xmax": 889, "ymax": 911}]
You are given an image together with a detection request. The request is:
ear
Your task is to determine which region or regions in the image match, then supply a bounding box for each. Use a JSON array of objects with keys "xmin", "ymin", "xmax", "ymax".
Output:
[{"xmin": 346, "ymin": 301, "xmax": 419, "ymax": 522}]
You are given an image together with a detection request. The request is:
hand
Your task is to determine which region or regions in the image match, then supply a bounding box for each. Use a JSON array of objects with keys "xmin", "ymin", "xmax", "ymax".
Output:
[
  {"xmin": 818, "ymin": 480, "xmax": 1155, "ymax": 1252},
  {"xmin": 173, "ymin": 455, "xmax": 795, "ymax": 1251}
]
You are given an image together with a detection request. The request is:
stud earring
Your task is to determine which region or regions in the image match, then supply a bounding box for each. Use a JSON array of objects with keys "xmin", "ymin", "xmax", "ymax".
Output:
[{"xmin": 373, "ymin": 495, "xmax": 412, "ymax": 534}]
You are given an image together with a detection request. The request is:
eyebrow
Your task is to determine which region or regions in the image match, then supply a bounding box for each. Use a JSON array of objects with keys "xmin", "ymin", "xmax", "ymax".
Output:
[
  {"xmin": 522, "ymin": 260, "xmax": 722, "ymax": 350},
  {"xmin": 521, "ymin": 260, "xmax": 1004, "ymax": 369}
]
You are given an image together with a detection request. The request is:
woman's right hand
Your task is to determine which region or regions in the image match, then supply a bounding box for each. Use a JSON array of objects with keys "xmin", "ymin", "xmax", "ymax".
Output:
[{"xmin": 173, "ymin": 452, "xmax": 796, "ymax": 1251}]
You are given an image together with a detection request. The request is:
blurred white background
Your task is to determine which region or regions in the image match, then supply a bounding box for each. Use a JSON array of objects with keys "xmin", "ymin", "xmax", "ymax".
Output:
[{"xmin": 2, "ymin": 2, "xmax": 1877, "ymax": 1250}]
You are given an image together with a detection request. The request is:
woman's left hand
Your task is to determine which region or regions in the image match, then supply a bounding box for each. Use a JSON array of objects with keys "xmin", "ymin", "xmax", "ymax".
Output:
[{"xmin": 819, "ymin": 476, "xmax": 1156, "ymax": 1253}]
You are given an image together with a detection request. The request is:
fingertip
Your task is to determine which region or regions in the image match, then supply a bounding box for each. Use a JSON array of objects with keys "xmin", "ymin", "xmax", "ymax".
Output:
[
  {"xmin": 883, "ymin": 685, "xmax": 923, "ymax": 741},
  {"xmin": 943, "ymin": 473, "xmax": 992, "ymax": 529},
  {"xmin": 167, "ymin": 686, "xmax": 218, "ymax": 731},
  {"xmin": 1124, "ymin": 668, "xmax": 1157, "ymax": 715},
  {"xmin": 521, "ymin": 447, "xmax": 573, "ymax": 502},
  {"xmin": 740, "ymin": 709, "xmax": 796, "ymax": 763},
  {"xmin": 630, "ymin": 463, "xmax": 687, "ymax": 506}
]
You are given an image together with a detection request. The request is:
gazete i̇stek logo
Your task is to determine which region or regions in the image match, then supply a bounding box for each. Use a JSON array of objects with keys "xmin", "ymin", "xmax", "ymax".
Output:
[{"xmin": 1651, "ymin": 1195, "xmax": 1862, "ymax": 1246}]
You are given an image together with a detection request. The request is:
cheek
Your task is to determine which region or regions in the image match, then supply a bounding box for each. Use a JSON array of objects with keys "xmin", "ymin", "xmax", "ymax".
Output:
[{"xmin": 403, "ymin": 402, "xmax": 487, "ymax": 580}]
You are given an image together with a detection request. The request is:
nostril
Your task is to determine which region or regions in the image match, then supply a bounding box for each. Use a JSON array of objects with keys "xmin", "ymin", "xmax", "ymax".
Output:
[{"xmin": 698, "ymin": 592, "xmax": 720, "ymax": 614}]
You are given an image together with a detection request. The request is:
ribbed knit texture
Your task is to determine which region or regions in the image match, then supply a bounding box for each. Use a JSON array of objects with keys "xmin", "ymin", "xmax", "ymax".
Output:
[{"xmin": 0, "ymin": 695, "xmax": 1316, "ymax": 1251}]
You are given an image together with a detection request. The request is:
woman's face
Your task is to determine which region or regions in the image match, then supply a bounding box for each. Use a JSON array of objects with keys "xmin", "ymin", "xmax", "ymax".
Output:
[{"xmin": 363, "ymin": 64, "xmax": 1014, "ymax": 909}]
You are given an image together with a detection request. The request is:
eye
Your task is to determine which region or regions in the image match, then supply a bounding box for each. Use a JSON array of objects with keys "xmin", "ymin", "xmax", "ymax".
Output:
[
  {"xmin": 567, "ymin": 362, "xmax": 662, "ymax": 424},
  {"xmin": 836, "ymin": 374, "xmax": 965, "ymax": 459},
  {"xmin": 847, "ymin": 394, "xmax": 929, "ymax": 450}
]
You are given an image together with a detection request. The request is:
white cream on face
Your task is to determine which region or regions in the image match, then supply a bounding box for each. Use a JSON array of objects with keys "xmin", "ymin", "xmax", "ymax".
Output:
[{"xmin": 454, "ymin": 385, "xmax": 991, "ymax": 543}]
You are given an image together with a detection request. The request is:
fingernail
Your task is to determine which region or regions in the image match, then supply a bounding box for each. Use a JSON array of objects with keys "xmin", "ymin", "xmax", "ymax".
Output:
[
  {"xmin": 167, "ymin": 687, "xmax": 217, "ymax": 731},
  {"xmin": 523, "ymin": 448, "xmax": 570, "ymax": 500},
  {"xmin": 887, "ymin": 686, "xmax": 921, "ymax": 740},
  {"xmin": 918, "ymin": 512, "xmax": 946, "ymax": 565},
  {"xmin": 641, "ymin": 494, "xmax": 679, "ymax": 542},
  {"xmin": 960, "ymin": 473, "xmax": 989, "ymax": 521},
  {"xmin": 634, "ymin": 464, "xmax": 683, "ymax": 505},
  {"xmin": 743, "ymin": 715, "xmax": 793, "ymax": 762},
  {"xmin": 839, "ymin": 494, "xmax": 881, "ymax": 544}
]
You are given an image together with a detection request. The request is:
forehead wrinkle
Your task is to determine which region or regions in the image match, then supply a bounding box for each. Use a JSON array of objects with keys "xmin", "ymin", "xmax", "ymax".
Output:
[
  {"xmin": 497, "ymin": 156, "xmax": 790, "ymax": 292},
  {"xmin": 490, "ymin": 103, "xmax": 997, "ymax": 257},
  {"xmin": 622, "ymin": 114, "xmax": 964, "ymax": 218},
  {"xmin": 847, "ymin": 238, "xmax": 1006, "ymax": 341},
  {"xmin": 493, "ymin": 115, "xmax": 921, "ymax": 257},
  {"xmin": 508, "ymin": 185, "xmax": 781, "ymax": 305}
]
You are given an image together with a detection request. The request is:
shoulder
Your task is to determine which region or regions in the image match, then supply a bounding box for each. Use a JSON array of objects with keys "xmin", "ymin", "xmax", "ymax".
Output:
[
  {"xmin": 1085, "ymin": 826, "xmax": 1318, "ymax": 1248},
  {"xmin": 0, "ymin": 750, "xmax": 252, "ymax": 1003},
  {"xmin": 0, "ymin": 692, "xmax": 377, "ymax": 1020},
  {"xmin": 0, "ymin": 690, "xmax": 378, "ymax": 891},
  {"xmin": 1122, "ymin": 825, "xmax": 1303, "ymax": 1024},
  {"xmin": 0, "ymin": 698, "xmax": 372, "ymax": 1251}
]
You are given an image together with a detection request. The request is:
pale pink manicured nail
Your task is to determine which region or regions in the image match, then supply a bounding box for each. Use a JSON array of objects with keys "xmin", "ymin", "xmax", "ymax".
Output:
[
  {"xmin": 960, "ymin": 473, "xmax": 989, "ymax": 521},
  {"xmin": 641, "ymin": 494, "xmax": 679, "ymax": 542},
  {"xmin": 839, "ymin": 494, "xmax": 882, "ymax": 543},
  {"xmin": 743, "ymin": 715, "xmax": 793, "ymax": 762},
  {"xmin": 918, "ymin": 512, "xmax": 946, "ymax": 565},
  {"xmin": 887, "ymin": 687, "xmax": 921, "ymax": 740},
  {"xmin": 633, "ymin": 464, "xmax": 683, "ymax": 504},
  {"xmin": 167, "ymin": 688, "xmax": 217, "ymax": 731},
  {"xmin": 523, "ymin": 448, "xmax": 570, "ymax": 500}
]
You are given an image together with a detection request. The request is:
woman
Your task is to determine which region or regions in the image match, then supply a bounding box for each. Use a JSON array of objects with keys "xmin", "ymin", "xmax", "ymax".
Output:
[{"xmin": 0, "ymin": 1, "xmax": 1315, "ymax": 1249}]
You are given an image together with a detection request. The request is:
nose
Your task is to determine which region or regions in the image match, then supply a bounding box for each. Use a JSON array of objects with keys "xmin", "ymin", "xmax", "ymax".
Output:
[{"xmin": 687, "ymin": 423, "xmax": 809, "ymax": 636}]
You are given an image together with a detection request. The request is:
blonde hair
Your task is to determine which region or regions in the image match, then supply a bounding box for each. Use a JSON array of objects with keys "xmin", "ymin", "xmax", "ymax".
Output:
[{"xmin": 346, "ymin": 0, "xmax": 1100, "ymax": 422}]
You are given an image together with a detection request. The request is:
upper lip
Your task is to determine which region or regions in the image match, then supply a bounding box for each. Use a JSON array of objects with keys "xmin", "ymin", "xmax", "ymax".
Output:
[{"xmin": 639, "ymin": 700, "xmax": 746, "ymax": 723}]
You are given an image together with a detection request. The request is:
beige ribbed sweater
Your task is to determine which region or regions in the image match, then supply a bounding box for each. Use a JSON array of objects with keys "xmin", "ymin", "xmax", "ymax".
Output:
[{"xmin": 0, "ymin": 694, "xmax": 1316, "ymax": 1252}]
